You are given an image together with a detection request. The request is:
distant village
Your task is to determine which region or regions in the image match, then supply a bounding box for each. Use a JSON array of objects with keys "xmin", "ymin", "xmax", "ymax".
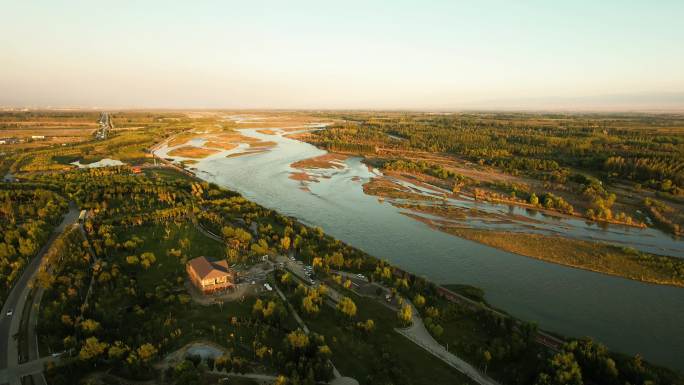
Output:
[{"xmin": 0, "ymin": 135, "xmax": 45, "ymax": 145}]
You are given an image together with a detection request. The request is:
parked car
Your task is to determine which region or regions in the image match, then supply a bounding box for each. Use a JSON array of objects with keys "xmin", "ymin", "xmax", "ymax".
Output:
[{"xmin": 6, "ymin": 309, "xmax": 13, "ymax": 317}]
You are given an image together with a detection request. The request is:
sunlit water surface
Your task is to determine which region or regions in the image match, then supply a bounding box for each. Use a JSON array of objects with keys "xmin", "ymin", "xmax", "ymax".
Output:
[{"xmin": 156, "ymin": 127, "xmax": 684, "ymax": 371}]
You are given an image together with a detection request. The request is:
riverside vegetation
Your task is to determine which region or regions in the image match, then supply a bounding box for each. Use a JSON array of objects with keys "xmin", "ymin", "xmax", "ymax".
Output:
[
  {"xmin": 1, "ymin": 111, "xmax": 683, "ymax": 385},
  {"xmin": 300, "ymin": 112, "xmax": 684, "ymax": 286}
]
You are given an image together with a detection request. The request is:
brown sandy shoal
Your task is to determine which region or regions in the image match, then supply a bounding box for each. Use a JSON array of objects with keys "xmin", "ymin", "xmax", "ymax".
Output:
[
  {"xmin": 289, "ymin": 172, "xmax": 315, "ymax": 182},
  {"xmin": 168, "ymin": 134, "xmax": 198, "ymax": 147},
  {"xmin": 204, "ymin": 141, "xmax": 239, "ymax": 150},
  {"xmin": 248, "ymin": 141, "xmax": 277, "ymax": 149},
  {"xmin": 213, "ymin": 133, "xmax": 265, "ymax": 145},
  {"xmin": 257, "ymin": 129, "xmax": 278, "ymax": 135},
  {"xmin": 291, "ymin": 153, "xmax": 348, "ymax": 169},
  {"xmin": 362, "ymin": 177, "xmax": 438, "ymax": 202},
  {"xmin": 226, "ymin": 149, "xmax": 269, "ymax": 158}
]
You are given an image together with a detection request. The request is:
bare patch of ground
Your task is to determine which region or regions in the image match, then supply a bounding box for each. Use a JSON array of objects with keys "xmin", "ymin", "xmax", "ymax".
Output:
[
  {"xmin": 168, "ymin": 133, "xmax": 198, "ymax": 147},
  {"xmin": 248, "ymin": 141, "xmax": 277, "ymax": 149},
  {"xmin": 289, "ymin": 172, "xmax": 315, "ymax": 182},
  {"xmin": 204, "ymin": 141, "xmax": 239, "ymax": 150},
  {"xmin": 167, "ymin": 146, "xmax": 219, "ymax": 158},
  {"xmin": 226, "ymin": 149, "xmax": 269, "ymax": 158},
  {"xmin": 291, "ymin": 153, "xmax": 348, "ymax": 169},
  {"xmin": 257, "ymin": 129, "xmax": 278, "ymax": 135},
  {"xmin": 362, "ymin": 177, "xmax": 439, "ymax": 201}
]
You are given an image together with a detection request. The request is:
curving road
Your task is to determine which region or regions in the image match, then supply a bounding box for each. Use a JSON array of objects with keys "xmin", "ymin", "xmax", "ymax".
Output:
[
  {"xmin": 396, "ymin": 300, "xmax": 500, "ymax": 385},
  {"xmin": 0, "ymin": 202, "xmax": 80, "ymax": 384}
]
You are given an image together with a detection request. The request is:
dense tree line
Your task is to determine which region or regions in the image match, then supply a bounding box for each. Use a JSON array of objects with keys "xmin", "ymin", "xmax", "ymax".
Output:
[
  {"xmin": 382, "ymin": 158, "xmax": 466, "ymax": 181},
  {"xmin": 312, "ymin": 113, "xmax": 684, "ymax": 193},
  {"xmin": 0, "ymin": 186, "xmax": 66, "ymax": 306},
  {"xmin": 534, "ymin": 338, "xmax": 682, "ymax": 385},
  {"xmin": 14, "ymin": 162, "xmax": 683, "ymax": 385}
]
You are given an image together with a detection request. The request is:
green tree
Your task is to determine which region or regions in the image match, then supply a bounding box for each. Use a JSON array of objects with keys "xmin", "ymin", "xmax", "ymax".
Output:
[{"xmin": 535, "ymin": 352, "xmax": 583, "ymax": 385}]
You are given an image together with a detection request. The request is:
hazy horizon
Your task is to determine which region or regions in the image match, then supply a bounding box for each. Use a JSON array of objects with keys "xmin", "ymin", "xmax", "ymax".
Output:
[{"xmin": 2, "ymin": 1, "xmax": 683, "ymax": 111}]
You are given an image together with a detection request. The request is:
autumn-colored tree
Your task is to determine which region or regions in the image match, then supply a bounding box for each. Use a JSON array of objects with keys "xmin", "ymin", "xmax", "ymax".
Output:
[
  {"xmin": 398, "ymin": 304, "xmax": 413, "ymax": 326},
  {"xmin": 280, "ymin": 236, "xmax": 291, "ymax": 251},
  {"xmin": 337, "ymin": 296, "xmax": 357, "ymax": 319},
  {"xmin": 136, "ymin": 343, "xmax": 158, "ymax": 364},
  {"xmin": 413, "ymin": 294, "xmax": 426, "ymax": 308},
  {"xmin": 302, "ymin": 296, "xmax": 319, "ymax": 315},
  {"xmin": 329, "ymin": 252, "xmax": 344, "ymax": 268},
  {"xmin": 79, "ymin": 337, "xmax": 109, "ymax": 361},
  {"xmin": 286, "ymin": 329, "xmax": 310, "ymax": 350},
  {"xmin": 80, "ymin": 318, "xmax": 101, "ymax": 334}
]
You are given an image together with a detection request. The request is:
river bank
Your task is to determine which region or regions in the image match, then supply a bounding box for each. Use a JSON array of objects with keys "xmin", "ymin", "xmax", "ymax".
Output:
[
  {"xmin": 345, "ymin": 171, "xmax": 684, "ymax": 287},
  {"xmin": 154, "ymin": 114, "xmax": 684, "ymax": 371},
  {"xmin": 439, "ymin": 227, "xmax": 684, "ymax": 288}
]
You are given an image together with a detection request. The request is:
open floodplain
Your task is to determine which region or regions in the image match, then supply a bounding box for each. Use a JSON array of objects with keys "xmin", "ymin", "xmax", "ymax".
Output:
[{"xmin": 155, "ymin": 115, "xmax": 684, "ymax": 371}]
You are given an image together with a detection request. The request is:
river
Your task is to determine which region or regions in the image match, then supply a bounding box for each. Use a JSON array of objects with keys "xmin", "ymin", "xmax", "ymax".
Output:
[{"xmin": 156, "ymin": 124, "xmax": 684, "ymax": 371}]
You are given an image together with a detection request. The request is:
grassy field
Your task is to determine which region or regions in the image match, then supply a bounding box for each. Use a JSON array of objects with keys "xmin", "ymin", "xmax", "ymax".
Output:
[
  {"xmin": 108, "ymin": 223, "xmax": 225, "ymax": 292},
  {"xmin": 0, "ymin": 111, "xmax": 100, "ymax": 150},
  {"xmin": 443, "ymin": 227, "xmax": 684, "ymax": 287},
  {"xmin": 302, "ymin": 292, "xmax": 475, "ymax": 385},
  {"xmin": 102, "ymin": 222, "xmax": 298, "ymax": 354},
  {"xmin": 167, "ymin": 146, "xmax": 220, "ymax": 159},
  {"xmin": 3, "ymin": 111, "xmax": 205, "ymax": 173}
]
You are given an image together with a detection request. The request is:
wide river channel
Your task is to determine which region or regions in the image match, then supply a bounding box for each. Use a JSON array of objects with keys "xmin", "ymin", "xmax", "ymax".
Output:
[{"xmin": 156, "ymin": 124, "xmax": 684, "ymax": 371}]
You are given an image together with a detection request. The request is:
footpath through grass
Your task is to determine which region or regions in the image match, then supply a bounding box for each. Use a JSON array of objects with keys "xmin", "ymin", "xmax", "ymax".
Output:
[{"xmin": 301, "ymin": 291, "xmax": 476, "ymax": 385}]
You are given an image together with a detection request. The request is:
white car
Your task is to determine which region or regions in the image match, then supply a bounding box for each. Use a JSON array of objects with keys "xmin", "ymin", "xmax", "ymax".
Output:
[{"xmin": 6, "ymin": 309, "xmax": 12, "ymax": 317}]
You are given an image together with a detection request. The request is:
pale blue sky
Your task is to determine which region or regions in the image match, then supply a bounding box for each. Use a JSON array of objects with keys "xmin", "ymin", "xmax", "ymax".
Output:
[{"xmin": 1, "ymin": 0, "xmax": 683, "ymax": 110}]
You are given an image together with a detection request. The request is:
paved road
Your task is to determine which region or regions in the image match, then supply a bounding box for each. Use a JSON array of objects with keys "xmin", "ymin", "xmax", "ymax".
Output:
[
  {"xmin": 396, "ymin": 300, "xmax": 500, "ymax": 385},
  {"xmin": 273, "ymin": 284, "xmax": 310, "ymax": 334},
  {"xmin": 0, "ymin": 202, "xmax": 79, "ymax": 383},
  {"xmin": 0, "ymin": 357, "xmax": 55, "ymax": 385},
  {"xmin": 332, "ymin": 270, "xmax": 498, "ymax": 385},
  {"xmin": 95, "ymin": 112, "xmax": 111, "ymax": 140}
]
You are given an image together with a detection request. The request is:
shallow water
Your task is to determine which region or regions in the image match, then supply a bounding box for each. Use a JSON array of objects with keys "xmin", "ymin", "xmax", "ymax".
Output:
[
  {"xmin": 185, "ymin": 345, "xmax": 223, "ymax": 359},
  {"xmin": 390, "ymin": 178, "xmax": 684, "ymax": 257},
  {"xmin": 157, "ymin": 126, "xmax": 684, "ymax": 371},
  {"xmin": 71, "ymin": 158, "xmax": 124, "ymax": 168}
]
